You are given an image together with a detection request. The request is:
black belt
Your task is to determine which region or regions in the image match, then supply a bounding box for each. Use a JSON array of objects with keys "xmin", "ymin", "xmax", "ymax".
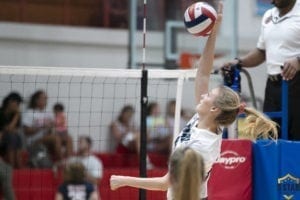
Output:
[{"xmin": 268, "ymin": 74, "xmax": 282, "ymax": 82}]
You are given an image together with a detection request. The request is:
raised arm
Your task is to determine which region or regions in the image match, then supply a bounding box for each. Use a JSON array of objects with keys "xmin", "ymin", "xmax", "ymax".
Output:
[
  {"xmin": 110, "ymin": 173, "xmax": 170, "ymax": 191},
  {"xmin": 195, "ymin": 2, "xmax": 223, "ymax": 103}
]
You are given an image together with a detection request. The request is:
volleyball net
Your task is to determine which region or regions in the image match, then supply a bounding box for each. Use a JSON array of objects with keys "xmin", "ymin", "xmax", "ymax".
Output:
[
  {"xmin": 0, "ymin": 66, "xmax": 223, "ymax": 152},
  {"xmin": 0, "ymin": 66, "xmax": 224, "ymax": 200},
  {"xmin": 1, "ymin": 65, "xmax": 291, "ymax": 200}
]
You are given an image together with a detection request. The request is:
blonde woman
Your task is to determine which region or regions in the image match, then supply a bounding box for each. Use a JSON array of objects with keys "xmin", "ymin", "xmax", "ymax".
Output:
[
  {"xmin": 110, "ymin": 2, "xmax": 277, "ymax": 200},
  {"xmin": 169, "ymin": 147, "xmax": 205, "ymax": 200}
]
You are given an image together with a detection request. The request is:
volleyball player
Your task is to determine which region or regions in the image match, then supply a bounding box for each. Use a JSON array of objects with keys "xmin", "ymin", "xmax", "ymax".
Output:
[
  {"xmin": 168, "ymin": 147, "xmax": 205, "ymax": 200},
  {"xmin": 55, "ymin": 162, "xmax": 99, "ymax": 200},
  {"xmin": 110, "ymin": 2, "xmax": 277, "ymax": 199}
]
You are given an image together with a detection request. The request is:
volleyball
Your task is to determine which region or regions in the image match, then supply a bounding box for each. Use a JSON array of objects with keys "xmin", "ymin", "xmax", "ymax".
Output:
[{"xmin": 184, "ymin": 2, "xmax": 217, "ymax": 37}]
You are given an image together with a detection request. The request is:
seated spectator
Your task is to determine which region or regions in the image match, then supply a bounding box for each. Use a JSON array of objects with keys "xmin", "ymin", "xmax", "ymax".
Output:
[
  {"xmin": 55, "ymin": 162, "xmax": 99, "ymax": 200},
  {"xmin": 110, "ymin": 105, "xmax": 139, "ymax": 154},
  {"xmin": 23, "ymin": 90, "xmax": 62, "ymax": 163},
  {"xmin": 147, "ymin": 102, "xmax": 172, "ymax": 155},
  {"xmin": 68, "ymin": 136, "xmax": 103, "ymax": 186},
  {"xmin": 53, "ymin": 103, "xmax": 73, "ymax": 158},
  {"xmin": 0, "ymin": 92, "xmax": 23, "ymax": 168}
]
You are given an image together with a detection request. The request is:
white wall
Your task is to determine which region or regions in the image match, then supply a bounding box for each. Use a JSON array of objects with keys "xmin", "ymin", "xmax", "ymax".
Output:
[{"xmin": 0, "ymin": 23, "xmax": 129, "ymax": 68}]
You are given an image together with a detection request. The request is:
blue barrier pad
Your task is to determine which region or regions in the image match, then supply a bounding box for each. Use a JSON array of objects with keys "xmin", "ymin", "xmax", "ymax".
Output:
[{"xmin": 253, "ymin": 140, "xmax": 300, "ymax": 200}]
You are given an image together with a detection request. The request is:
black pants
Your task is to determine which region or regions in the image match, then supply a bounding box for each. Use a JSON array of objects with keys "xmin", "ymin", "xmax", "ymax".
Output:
[{"xmin": 263, "ymin": 73, "xmax": 300, "ymax": 140}]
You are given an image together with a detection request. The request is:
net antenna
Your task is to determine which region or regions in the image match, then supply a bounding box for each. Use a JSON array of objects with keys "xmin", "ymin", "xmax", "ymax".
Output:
[{"xmin": 142, "ymin": 0, "xmax": 147, "ymax": 70}]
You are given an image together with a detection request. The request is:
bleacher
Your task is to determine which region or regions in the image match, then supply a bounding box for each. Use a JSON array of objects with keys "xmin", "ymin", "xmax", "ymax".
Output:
[{"xmin": 11, "ymin": 153, "xmax": 169, "ymax": 200}]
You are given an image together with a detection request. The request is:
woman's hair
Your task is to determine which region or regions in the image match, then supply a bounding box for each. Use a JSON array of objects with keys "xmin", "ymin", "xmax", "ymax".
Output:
[
  {"xmin": 118, "ymin": 105, "xmax": 134, "ymax": 122},
  {"xmin": 1, "ymin": 92, "xmax": 23, "ymax": 110},
  {"xmin": 213, "ymin": 85, "xmax": 278, "ymax": 139},
  {"xmin": 169, "ymin": 147, "xmax": 205, "ymax": 200},
  {"xmin": 53, "ymin": 103, "xmax": 64, "ymax": 112},
  {"xmin": 147, "ymin": 102, "xmax": 158, "ymax": 116},
  {"xmin": 64, "ymin": 162, "xmax": 86, "ymax": 184},
  {"xmin": 28, "ymin": 90, "xmax": 45, "ymax": 109}
]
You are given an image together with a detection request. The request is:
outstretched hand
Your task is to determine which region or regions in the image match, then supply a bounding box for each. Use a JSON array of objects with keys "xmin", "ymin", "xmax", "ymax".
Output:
[
  {"xmin": 110, "ymin": 175, "xmax": 125, "ymax": 191},
  {"xmin": 211, "ymin": 1, "xmax": 223, "ymax": 34}
]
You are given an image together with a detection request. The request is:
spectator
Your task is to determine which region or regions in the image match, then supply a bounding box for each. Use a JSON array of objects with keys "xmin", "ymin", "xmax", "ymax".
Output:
[
  {"xmin": 147, "ymin": 102, "xmax": 172, "ymax": 155},
  {"xmin": 68, "ymin": 136, "xmax": 103, "ymax": 186},
  {"xmin": 53, "ymin": 103, "xmax": 73, "ymax": 158},
  {"xmin": 23, "ymin": 90, "xmax": 62, "ymax": 162},
  {"xmin": 55, "ymin": 162, "xmax": 99, "ymax": 200},
  {"xmin": 222, "ymin": 0, "xmax": 300, "ymax": 140},
  {"xmin": 0, "ymin": 92, "xmax": 23, "ymax": 168},
  {"xmin": 53, "ymin": 103, "xmax": 67, "ymax": 135},
  {"xmin": 110, "ymin": 105, "xmax": 139, "ymax": 154}
]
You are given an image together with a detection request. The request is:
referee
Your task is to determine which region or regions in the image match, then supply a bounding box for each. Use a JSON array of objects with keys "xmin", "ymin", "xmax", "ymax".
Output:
[{"xmin": 222, "ymin": 0, "xmax": 300, "ymax": 140}]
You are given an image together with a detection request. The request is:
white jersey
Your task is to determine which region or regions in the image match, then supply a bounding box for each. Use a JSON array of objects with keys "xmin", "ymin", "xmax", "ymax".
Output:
[{"xmin": 168, "ymin": 114, "xmax": 223, "ymax": 199}]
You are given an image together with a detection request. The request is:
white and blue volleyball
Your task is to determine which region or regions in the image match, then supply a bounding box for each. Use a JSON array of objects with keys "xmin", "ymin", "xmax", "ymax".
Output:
[{"xmin": 184, "ymin": 2, "xmax": 217, "ymax": 37}]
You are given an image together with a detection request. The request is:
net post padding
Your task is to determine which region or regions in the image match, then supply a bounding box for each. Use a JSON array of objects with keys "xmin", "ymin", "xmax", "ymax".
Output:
[
  {"xmin": 173, "ymin": 77, "xmax": 184, "ymax": 146},
  {"xmin": 140, "ymin": 69, "xmax": 148, "ymax": 180}
]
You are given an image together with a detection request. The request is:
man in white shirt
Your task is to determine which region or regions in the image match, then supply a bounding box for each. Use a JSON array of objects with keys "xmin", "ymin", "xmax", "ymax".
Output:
[
  {"xmin": 68, "ymin": 136, "xmax": 103, "ymax": 186},
  {"xmin": 222, "ymin": 0, "xmax": 300, "ymax": 140}
]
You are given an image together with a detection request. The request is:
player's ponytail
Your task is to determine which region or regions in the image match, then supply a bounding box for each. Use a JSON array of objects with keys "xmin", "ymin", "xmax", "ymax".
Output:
[
  {"xmin": 214, "ymin": 85, "xmax": 278, "ymax": 140},
  {"xmin": 169, "ymin": 147, "xmax": 204, "ymax": 200},
  {"xmin": 242, "ymin": 107, "xmax": 278, "ymax": 140}
]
